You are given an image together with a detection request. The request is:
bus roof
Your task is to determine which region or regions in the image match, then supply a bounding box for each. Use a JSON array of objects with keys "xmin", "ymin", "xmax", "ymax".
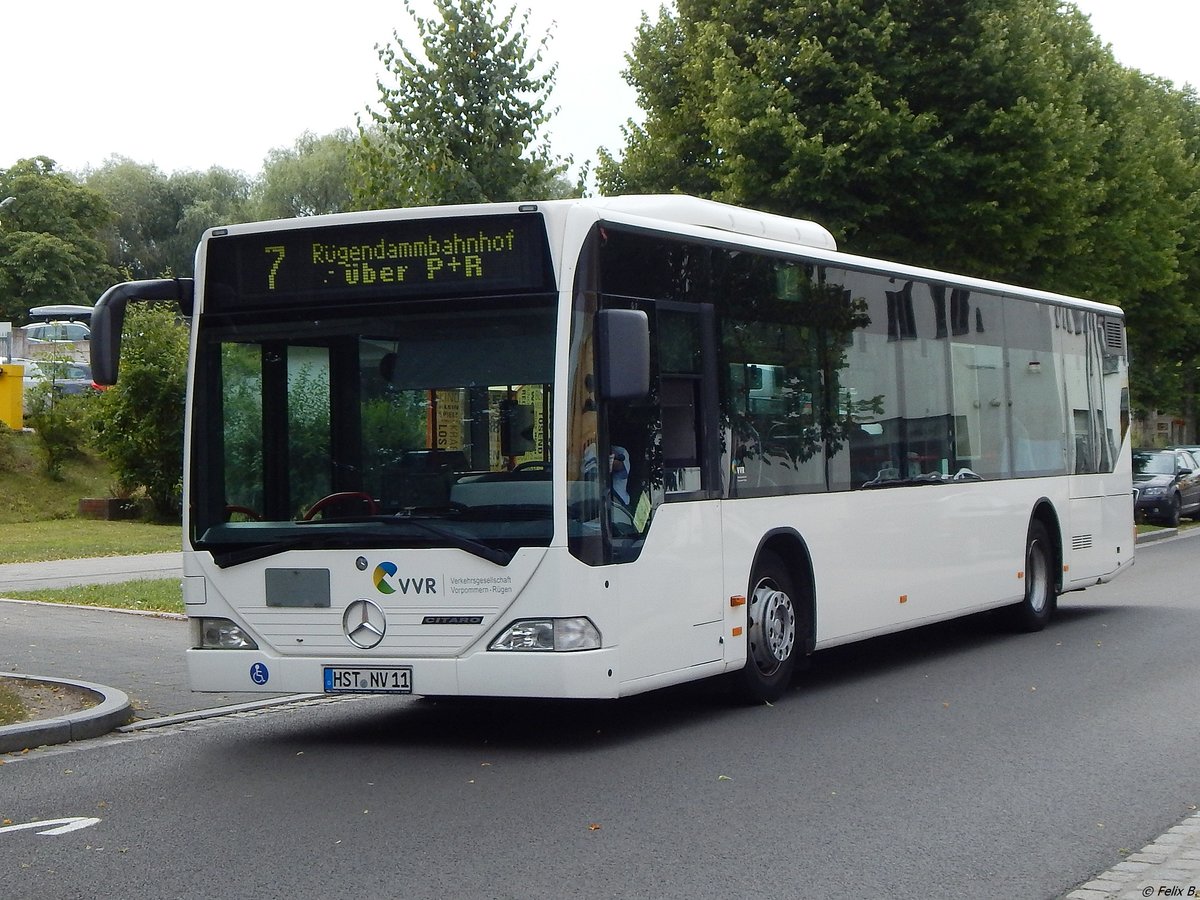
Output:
[
  {"xmin": 587, "ymin": 195, "xmax": 838, "ymax": 252},
  {"xmin": 583, "ymin": 197, "xmax": 1123, "ymax": 318},
  {"xmin": 202, "ymin": 195, "xmax": 1122, "ymax": 318}
]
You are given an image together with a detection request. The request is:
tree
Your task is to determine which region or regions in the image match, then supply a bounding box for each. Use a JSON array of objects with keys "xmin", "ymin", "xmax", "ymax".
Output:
[
  {"xmin": 84, "ymin": 157, "xmax": 178, "ymax": 280},
  {"xmin": 0, "ymin": 157, "xmax": 118, "ymax": 323},
  {"xmin": 1073, "ymin": 65, "xmax": 1200, "ymax": 413},
  {"xmin": 168, "ymin": 167, "xmax": 253, "ymax": 268},
  {"xmin": 354, "ymin": 0, "xmax": 571, "ymax": 208},
  {"xmin": 1155, "ymin": 84, "xmax": 1200, "ymax": 427},
  {"xmin": 88, "ymin": 305, "xmax": 190, "ymax": 521},
  {"xmin": 251, "ymin": 129, "xmax": 357, "ymax": 219},
  {"xmin": 602, "ymin": 0, "xmax": 1102, "ymax": 273},
  {"xmin": 600, "ymin": 0, "xmax": 1200, "ymax": 413},
  {"xmin": 86, "ymin": 158, "xmax": 252, "ymax": 279}
]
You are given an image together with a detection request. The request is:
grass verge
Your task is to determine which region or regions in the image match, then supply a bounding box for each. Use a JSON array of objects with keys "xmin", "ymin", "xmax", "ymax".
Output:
[
  {"xmin": 1136, "ymin": 518, "xmax": 1200, "ymax": 536},
  {"xmin": 0, "ymin": 520, "xmax": 179, "ymax": 564},
  {"xmin": 0, "ymin": 579, "xmax": 184, "ymax": 615},
  {"xmin": 0, "ymin": 682, "xmax": 24, "ymax": 727},
  {"xmin": 0, "ymin": 434, "xmax": 115, "ymax": 524}
]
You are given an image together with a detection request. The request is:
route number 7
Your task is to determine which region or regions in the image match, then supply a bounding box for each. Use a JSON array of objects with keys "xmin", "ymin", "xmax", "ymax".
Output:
[{"xmin": 265, "ymin": 245, "xmax": 286, "ymax": 290}]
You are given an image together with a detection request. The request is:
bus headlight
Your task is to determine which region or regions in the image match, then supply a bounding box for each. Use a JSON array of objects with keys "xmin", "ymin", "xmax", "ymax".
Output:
[
  {"xmin": 195, "ymin": 617, "xmax": 259, "ymax": 650},
  {"xmin": 489, "ymin": 617, "xmax": 601, "ymax": 652}
]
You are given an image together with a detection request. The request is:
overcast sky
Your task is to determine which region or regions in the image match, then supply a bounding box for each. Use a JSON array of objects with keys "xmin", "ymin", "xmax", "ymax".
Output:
[{"xmin": 1, "ymin": 0, "xmax": 1197, "ymax": 182}]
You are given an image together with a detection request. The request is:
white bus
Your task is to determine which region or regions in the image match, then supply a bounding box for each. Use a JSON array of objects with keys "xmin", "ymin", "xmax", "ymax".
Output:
[{"xmin": 91, "ymin": 195, "xmax": 1133, "ymax": 702}]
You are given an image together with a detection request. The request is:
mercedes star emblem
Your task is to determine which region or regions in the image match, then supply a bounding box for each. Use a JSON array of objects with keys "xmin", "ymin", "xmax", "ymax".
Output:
[{"xmin": 343, "ymin": 598, "xmax": 387, "ymax": 649}]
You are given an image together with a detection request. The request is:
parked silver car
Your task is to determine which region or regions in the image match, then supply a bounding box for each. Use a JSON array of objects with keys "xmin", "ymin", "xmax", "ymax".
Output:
[{"xmin": 20, "ymin": 321, "xmax": 91, "ymax": 343}]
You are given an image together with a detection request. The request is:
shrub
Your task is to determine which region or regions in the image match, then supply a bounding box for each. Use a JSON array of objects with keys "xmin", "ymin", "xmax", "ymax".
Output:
[
  {"xmin": 88, "ymin": 305, "xmax": 189, "ymax": 521},
  {"xmin": 0, "ymin": 422, "xmax": 16, "ymax": 473},
  {"xmin": 24, "ymin": 355, "xmax": 91, "ymax": 480}
]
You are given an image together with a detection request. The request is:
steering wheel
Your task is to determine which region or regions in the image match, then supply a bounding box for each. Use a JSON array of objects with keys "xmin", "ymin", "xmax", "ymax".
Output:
[
  {"xmin": 224, "ymin": 505, "xmax": 261, "ymax": 521},
  {"xmin": 301, "ymin": 491, "xmax": 378, "ymax": 520},
  {"xmin": 513, "ymin": 460, "xmax": 551, "ymax": 472}
]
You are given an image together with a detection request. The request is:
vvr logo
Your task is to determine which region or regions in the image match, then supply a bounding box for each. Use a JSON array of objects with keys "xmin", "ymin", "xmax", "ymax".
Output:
[{"xmin": 373, "ymin": 562, "xmax": 437, "ymax": 596}]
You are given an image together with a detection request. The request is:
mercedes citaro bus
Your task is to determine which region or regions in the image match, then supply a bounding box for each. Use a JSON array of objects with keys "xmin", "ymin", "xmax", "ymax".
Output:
[{"xmin": 90, "ymin": 195, "xmax": 1133, "ymax": 703}]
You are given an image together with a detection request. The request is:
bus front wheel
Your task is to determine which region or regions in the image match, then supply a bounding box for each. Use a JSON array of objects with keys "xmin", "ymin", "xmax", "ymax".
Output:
[{"xmin": 735, "ymin": 551, "xmax": 800, "ymax": 703}]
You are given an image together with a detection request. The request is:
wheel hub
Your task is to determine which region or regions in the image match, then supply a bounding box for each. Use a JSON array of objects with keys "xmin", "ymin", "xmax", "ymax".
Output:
[{"xmin": 748, "ymin": 579, "xmax": 796, "ymax": 674}]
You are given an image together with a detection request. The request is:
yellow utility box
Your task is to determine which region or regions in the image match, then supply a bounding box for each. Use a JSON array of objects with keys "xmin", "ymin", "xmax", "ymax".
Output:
[{"xmin": 0, "ymin": 363, "xmax": 24, "ymax": 430}]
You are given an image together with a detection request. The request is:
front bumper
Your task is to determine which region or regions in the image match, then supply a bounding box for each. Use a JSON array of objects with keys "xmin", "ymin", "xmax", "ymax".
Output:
[{"xmin": 186, "ymin": 646, "xmax": 621, "ymax": 700}]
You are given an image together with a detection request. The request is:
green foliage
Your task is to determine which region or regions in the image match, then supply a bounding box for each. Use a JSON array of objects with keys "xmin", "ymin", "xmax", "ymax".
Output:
[
  {"xmin": 0, "ymin": 422, "xmax": 17, "ymax": 473},
  {"xmin": 284, "ymin": 364, "xmax": 332, "ymax": 517},
  {"xmin": 355, "ymin": 0, "xmax": 572, "ymax": 208},
  {"xmin": 0, "ymin": 518, "xmax": 180, "ymax": 561},
  {"xmin": 218, "ymin": 344, "xmax": 265, "ymax": 513},
  {"xmin": 0, "ymin": 578, "xmax": 183, "ymax": 615},
  {"xmin": 0, "ymin": 431, "xmax": 117, "ymax": 524},
  {"xmin": 0, "ymin": 156, "xmax": 119, "ymax": 323},
  {"xmin": 0, "ymin": 681, "xmax": 24, "ymax": 727},
  {"xmin": 169, "ymin": 168, "xmax": 253, "ymax": 259},
  {"xmin": 601, "ymin": 0, "xmax": 1200, "ymax": 414},
  {"xmin": 362, "ymin": 393, "xmax": 429, "ymax": 470},
  {"xmin": 85, "ymin": 157, "xmax": 253, "ymax": 279},
  {"xmin": 88, "ymin": 305, "xmax": 190, "ymax": 521},
  {"xmin": 24, "ymin": 355, "xmax": 91, "ymax": 480},
  {"xmin": 219, "ymin": 353, "xmax": 343, "ymax": 518},
  {"xmin": 250, "ymin": 130, "xmax": 357, "ymax": 219}
]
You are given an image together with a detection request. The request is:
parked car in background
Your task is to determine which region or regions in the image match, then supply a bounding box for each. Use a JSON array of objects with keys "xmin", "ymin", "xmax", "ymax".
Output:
[
  {"xmin": 20, "ymin": 320, "xmax": 91, "ymax": 343},
  {"xmin": 1133, "ymin": 448, "xmax": 1200, "ymax": 526},
  {"xmin": 32, "ymin": 359, "xmax": 95, "ymax": 395},
  {"xmin": 3, "ymin": 357, "xmax": 96, "ymax": 412}
]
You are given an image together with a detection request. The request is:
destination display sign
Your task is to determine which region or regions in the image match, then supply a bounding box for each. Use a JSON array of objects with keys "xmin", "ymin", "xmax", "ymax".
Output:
[{"xmin": 204, "ymin": 213, "xmax": 553, "ymax": 309}]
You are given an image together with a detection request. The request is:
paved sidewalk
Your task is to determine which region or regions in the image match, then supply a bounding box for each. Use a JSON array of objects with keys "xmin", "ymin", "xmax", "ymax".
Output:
[
  {"xmin": 1, "ymin": 551, "xmax": 289, "ymax": 738},
  {"xmin": 0, "ymin": 595, "xmax": 289, "ymax": 724},
  {"xmin": 1064, "ymin": 811, "xmax": 1200, "ymax": 899},
  {"xmin": 0, "ymin": 551, "xmax": 181, "ymax": 591}
]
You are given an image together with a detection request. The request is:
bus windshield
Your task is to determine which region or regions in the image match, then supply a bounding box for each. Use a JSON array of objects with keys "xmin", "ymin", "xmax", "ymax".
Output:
[{"xmin": 189, "ymin": 299, "xmax": 555, "ymax": 565}]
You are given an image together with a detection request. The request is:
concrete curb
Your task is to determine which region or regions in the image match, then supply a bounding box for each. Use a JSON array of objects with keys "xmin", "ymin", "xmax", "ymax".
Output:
[
  {"xmin": 116, "ymin": 694, "xmax": 321, "ymax": 732},
  {"xmin": 1135, "ymin": 526, "xmax": 1179, "ymax": 544},
  {"xmin": 0, "ymin": 674, "xmax": 132, "ymax": 754},
  {"xmin": 1064, "ymin": 809, "xmax": 1200, "ymax": 899}
]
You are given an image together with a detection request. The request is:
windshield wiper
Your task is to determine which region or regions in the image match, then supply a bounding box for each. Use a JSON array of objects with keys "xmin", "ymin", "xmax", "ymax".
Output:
[
  {"xmin": 210, "ymin": 536, "xmax": 338, "ymax": 569},
  {"xmin": 381, "ymin": 516, "xmax": 513, "ymax": 566},
  {"xmin": 208, "ymin": 517, "xmax": 515, "ymax": 568}
]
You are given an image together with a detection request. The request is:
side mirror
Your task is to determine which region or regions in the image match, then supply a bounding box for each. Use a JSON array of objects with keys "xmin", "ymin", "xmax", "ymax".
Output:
[
  {"xmin": 596, "ymin": 308, "xmax": 650, "ymax": 402},
  {"xmin": 91, "ymin": 278, "xmax": 194, "ymax": 385}
]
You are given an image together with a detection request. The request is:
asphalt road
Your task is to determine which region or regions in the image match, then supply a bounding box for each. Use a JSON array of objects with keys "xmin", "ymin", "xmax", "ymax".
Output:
[
  {"xmin": 0, "ymin": 600, "xmax": 283, "ymax": 720},
  {"xmin": 2, "ymin": 536, "xmax": 1198, "ymax": 900}
]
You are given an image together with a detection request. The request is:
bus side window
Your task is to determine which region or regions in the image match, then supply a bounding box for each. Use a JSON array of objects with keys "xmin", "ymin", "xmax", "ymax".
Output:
[
  {"xmin": 661, "ymin": 376, "xmax": 701, "ymax": 493},
  {"xmin": 605, "ymin": 403, "xmax": 657, "ymax": 544}
]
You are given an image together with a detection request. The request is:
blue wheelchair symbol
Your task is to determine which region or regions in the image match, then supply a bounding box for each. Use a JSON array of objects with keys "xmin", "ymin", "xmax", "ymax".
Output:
[{"xmin": 250, "ymin": 663, "xmax": 269, "ymax": 686}]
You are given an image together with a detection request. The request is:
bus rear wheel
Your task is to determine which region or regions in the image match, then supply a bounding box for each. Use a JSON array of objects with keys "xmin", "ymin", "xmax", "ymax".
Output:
[
  {"xmin": 735, "ymin": 551, "xmax": 801, "ymax": 703},
  {"xmin": 1012, "ymin": 520, "xmax": 1056, "ymax": 632}
]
